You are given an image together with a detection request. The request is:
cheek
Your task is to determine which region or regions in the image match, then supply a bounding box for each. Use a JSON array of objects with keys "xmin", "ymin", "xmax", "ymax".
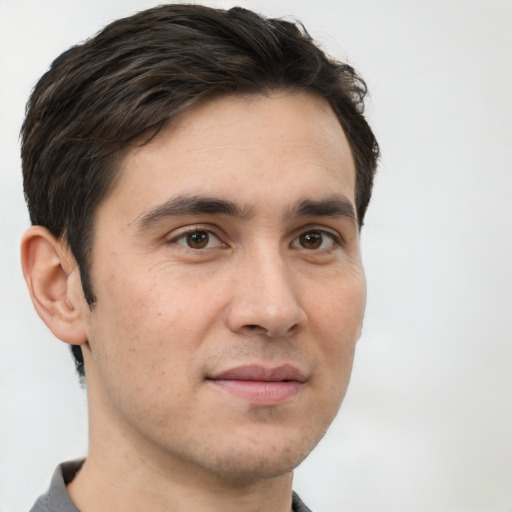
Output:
[
  {"xmin": 86, "ymin": 263, "xmax": 224, "ymax": 383},
  {"xmin": 310, "ymin": 267, "xmax": 366, "ymax": 340},
  {"xmin": 307, "ymin": 269, "xmax": 366, "ymax": 386},
  {"xmin": 85, "ymin": 287, "xmax": 196, "ymax": 427}
]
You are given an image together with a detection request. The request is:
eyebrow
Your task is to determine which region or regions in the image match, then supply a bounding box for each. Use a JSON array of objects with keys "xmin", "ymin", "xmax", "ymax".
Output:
[
  {"xmin": 292, "ymin": 196, "xmax": 357, "ymax": 223},
  {"xmin": 134, "ymin": 193, "xmax": 358, "ymax": 231},
  {"xmin": 134, "ymin": 195, "xmax": 254, "ymax": 229}
]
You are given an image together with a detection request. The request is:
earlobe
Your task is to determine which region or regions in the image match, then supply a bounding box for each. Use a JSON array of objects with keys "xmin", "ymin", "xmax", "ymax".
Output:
[{"xmin": 21, "ymin": 226, "xmax": 88, "ymax": 346}]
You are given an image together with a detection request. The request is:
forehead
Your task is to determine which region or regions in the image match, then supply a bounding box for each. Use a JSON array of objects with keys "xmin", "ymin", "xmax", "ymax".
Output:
[
  {"xmin": 148, "ymin": 91, "xmax": 351, "ymax": 165},
  {"xmin": 103, "ymin": 92, "xmax": 356, "ymax": 220}
]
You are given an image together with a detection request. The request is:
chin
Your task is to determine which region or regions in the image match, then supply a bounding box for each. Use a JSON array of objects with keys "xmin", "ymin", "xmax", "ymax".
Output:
[
  {"xmin": 204, "ymin": 448, "xmax": 305, "ymax": 481},
  {"xmin": 194, "ymin": 424, "xmax": 327, "ymax": 481}
]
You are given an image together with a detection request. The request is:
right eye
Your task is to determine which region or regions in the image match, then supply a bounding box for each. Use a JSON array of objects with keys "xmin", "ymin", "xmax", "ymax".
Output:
[{"xmin": 171, "ymin": 229, "xmax": 224, "ymax": 250}]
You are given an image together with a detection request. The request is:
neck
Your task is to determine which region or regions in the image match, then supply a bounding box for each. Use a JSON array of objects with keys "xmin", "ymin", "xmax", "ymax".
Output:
[{"xmin": 68, "ymin": 457, "xmax": 294, "ymax": 512}]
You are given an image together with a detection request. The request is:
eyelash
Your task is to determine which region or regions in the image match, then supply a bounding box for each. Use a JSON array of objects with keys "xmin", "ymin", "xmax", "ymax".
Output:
[
  {"xmin": 291, "ymin": 229, "xmax": 341, "ymax": 251},
  {"xmin": 167, "ymin": 227, "xmax": 225, "ymax": 250},
  {"xmin": 166, "ymin": 226, "xmax": 343, "ymax": 252}
]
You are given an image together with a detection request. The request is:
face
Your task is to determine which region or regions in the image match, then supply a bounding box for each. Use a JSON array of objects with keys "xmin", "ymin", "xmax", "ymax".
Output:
[{"xmin": 78, "ymin": 92, "xmax": 366, "ymax": 481}]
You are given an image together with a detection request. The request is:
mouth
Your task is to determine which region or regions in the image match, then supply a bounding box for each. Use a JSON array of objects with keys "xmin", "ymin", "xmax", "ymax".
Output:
[{"xmin": 207, "ymin": 364, "xmax": 307, "ymax": 405}]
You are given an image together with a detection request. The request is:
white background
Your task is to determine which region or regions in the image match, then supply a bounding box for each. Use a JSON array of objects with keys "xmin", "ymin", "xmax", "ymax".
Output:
[{"xmin": 1, "ymin": 1, "xmax": 511, "ymax": 511}]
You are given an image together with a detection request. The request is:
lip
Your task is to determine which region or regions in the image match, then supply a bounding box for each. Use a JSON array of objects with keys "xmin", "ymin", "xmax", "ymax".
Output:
[{"xmin": 207, "ymin": 364, "xmax": 306, "ymax": 405}]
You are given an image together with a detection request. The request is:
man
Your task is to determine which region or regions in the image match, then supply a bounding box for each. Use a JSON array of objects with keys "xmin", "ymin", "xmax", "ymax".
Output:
[{"xmin": 20, "ymin": 4, "xmax": 378, "ymax": 511}]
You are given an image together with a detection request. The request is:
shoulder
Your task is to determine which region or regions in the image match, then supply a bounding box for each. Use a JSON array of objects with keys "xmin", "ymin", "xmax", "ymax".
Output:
[
  {"xmin": 292, "ymin": 491, "xmax": 314, "ymax": 512},
  {"xmin": 29, "ymin": 461, "xmax": 83, "ymax": 512}
]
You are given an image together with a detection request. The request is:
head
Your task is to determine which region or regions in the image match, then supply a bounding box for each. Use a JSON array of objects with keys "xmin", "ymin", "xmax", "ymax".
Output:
[{"xmin": 21, "ymin": 3, "xmax": 378, "ymax": 481}]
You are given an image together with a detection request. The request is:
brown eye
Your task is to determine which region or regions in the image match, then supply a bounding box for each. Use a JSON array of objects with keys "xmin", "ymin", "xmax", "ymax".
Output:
[
  {"xmin": 171, "ymin": 229, "xmax": 224, "ymax": 250},
  {"xmin": 292, "ymin": 230, "xmax": 338, "ymax": 251},
  {"xmin": 185, "ymin": 231, "xmax": 210, "ymax": 249},
  {"xmin": 299, "ymin": 231, "xmax": 323, "ymax": 249}
]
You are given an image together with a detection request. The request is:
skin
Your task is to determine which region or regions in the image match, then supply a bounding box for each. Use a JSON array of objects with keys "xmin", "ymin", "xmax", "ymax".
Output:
[{"xmin": 22, "ymin": 91, "xmax": 366, "ymax": 512}]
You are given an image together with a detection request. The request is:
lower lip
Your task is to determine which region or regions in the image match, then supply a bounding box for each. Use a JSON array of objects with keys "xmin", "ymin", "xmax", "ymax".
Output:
[{"xmin": 209, "ymin": 379, "xmax": 303, "ymax": 405}]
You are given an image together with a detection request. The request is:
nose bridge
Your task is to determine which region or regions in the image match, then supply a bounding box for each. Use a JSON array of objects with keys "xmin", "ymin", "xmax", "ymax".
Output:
[{"xmin": 227, "ymin": 240, "xmax": 306, "ymax": 337}]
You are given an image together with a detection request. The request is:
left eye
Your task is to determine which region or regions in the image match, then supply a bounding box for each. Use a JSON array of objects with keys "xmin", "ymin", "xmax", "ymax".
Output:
[
  {"xmin": 292, "ymin": 230, "xmax": 338, "ymax": 250},
  {"xmin": 174, "ymin": 230, "xmax": 223, "ymax": 249}
]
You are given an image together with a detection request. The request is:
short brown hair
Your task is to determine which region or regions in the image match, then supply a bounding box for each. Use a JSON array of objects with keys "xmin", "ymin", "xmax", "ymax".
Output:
[{"xmin": 21, "ymin": 4, "xmax": 379, "ymax": 374}]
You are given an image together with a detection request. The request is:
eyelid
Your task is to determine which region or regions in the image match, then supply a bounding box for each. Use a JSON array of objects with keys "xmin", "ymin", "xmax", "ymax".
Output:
[
  {"xmin": 164, "ymin": 223, "xmax": 344, "ymax": 250},
  {"xmin": 290, "ymin": 227, "xmax": 343, "ymax": 250},
  {"xmin": 166, "ymin": 225, "xmax": 226, "ymax": 249}
]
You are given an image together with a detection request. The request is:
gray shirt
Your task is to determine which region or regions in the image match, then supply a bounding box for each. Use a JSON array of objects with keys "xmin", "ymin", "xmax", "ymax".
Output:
[{"xmin": 30, "ymin": 461, "xmax": 313, "ymax": 512}]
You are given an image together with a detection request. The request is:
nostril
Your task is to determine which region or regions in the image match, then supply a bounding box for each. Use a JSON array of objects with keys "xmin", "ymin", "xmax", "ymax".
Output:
[
  {"xmin": 246, "ymin": 324, "xmax": 262, "ymax": 331},
  {"xmin": 243, "ymin": 324, "xmax": 270, "ymax": 335}
]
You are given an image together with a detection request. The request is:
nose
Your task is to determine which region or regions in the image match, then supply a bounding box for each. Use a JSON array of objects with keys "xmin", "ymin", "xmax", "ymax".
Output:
[{"xmin": 226, "ymin": 248, "xmax": 307, "ymax": 338}]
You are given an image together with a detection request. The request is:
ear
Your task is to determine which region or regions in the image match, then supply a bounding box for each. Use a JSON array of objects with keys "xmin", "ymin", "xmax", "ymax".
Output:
[{"xmin": 21, "ymin": 226, "xmax": 88, "ymax": 345}]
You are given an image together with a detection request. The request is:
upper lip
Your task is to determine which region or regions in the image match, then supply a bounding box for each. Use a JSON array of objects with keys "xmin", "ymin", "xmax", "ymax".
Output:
[{"xmin": 209, "ymin": 364, "xmax": 307, "ymax": 382}]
